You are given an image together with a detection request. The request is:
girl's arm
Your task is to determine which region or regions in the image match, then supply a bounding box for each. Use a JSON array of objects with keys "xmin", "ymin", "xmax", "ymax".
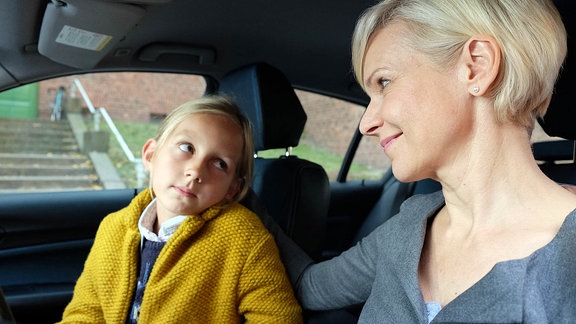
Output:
[
  {"xmin": 58, "ymin": 234, "xmax": 106, "ymax": 323},
  {"xmin": 238, "ymin": 233, "xmax": 303, "ymax": 323},
  {"xmin": 244, "ymin": 189, "xmax": 314, "ymax": 286}
]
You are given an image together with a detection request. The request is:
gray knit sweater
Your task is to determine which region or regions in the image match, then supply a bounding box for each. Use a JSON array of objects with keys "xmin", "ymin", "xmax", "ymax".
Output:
[{"xmin": 298, "ymin": 191, "xmax": 576, "ymax": 323}]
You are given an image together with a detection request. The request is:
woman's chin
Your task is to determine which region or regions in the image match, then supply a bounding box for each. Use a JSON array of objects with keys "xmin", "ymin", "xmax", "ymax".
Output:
[{"xmin": 391, "ymin": 165, "xmax": 423, "ymax": 184}]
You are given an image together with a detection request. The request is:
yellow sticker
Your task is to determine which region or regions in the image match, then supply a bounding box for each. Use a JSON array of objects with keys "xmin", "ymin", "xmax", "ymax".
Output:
[{"xmin": 55, "ymin": 25, "xmax": 113, "ymax": 52}]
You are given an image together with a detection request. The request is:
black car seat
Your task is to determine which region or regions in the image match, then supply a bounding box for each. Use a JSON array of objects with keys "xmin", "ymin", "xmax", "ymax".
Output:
[
  {"xmin": 534, "ymin": 0, "xmax": 576, "ymax": 183},
  {"xmin": 533, "ymin": 139, "xmax": 576, "ymax": 184},
  {"xmin": 350, "ymin": 174, "xmax": 441, "ymax": 246},
  {"xmin": 533, "ymin": 41, "xmax": 576, "ymax": 186},
  {"xmin": 219, "ymin": 62, "xmax": 330, "ymax": 261},
  {"xmin": 0, "ymin": 286, "xmax": 15, "ymax": 324}
]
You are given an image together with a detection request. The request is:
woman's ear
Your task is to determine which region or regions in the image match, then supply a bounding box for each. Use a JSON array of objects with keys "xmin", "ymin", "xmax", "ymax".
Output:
[
  {"xmin": 461, "ymin": 35, "xmax": 501, "ymax": 96},
  {"xmin": 142, "ymin": 139, "xmax": 158, "ymax": 172}
]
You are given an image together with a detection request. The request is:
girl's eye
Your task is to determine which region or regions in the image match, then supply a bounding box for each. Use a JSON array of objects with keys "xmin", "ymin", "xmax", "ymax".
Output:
[
  {"xmin": 214, "ymin": 159, "xmax": 228, "ymax": 170},
  {"xmin": 178, "ymin": 143, "xmax": 193, "ymax": 153}
]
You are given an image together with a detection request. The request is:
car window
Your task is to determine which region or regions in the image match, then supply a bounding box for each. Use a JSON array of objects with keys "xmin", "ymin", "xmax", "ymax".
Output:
[
  {"xmin": 0, "ymin": 73, "xmax": 386, "ymax": 193},
  {"xmin": 5, "ymin": 72, "xmax": 553, "ymax": 194},
  {"xmin": 0, "ymin": 72, "xmax": 206, "ymax": 193},
  {"xmin": 256, "ymin": 89, "xmax": 558, "ymax": 183},
  {"xmin": 257, "ymin": 90, "xmax": 390, "ymax": 181}
]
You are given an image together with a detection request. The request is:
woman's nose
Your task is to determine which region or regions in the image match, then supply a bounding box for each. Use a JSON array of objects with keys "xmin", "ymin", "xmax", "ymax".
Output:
[{"xmin": 359, "ymin": 100, "xmax": 382, "ymax": 136}]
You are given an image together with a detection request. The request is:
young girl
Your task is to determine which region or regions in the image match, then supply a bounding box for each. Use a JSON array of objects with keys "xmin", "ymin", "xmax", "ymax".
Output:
[{"xmin": 60, "ymin": 96, "xmax": 302, "ymax": 323}]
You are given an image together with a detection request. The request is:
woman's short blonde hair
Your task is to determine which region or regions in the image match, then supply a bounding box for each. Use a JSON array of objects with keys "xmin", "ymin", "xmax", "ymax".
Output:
[
  {"xmin": 153, "ymin": 95, "xmax": 254, "ymax": 204},
  {"xmin": 352, "ymin": 0, "xmax": 567, "ymax": 129}
]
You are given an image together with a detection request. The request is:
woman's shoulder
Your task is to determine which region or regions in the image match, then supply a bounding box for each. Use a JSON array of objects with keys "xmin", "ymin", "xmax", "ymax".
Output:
[
  {"xmin": 362, "ymin": 191, "xmax": 444, "ymax": 247},
  {"xmin": 545, "ymin": 207, "xmax": 576, "ymax": 250},
  {"xmin": 385, "ymin": 190, "xmax": 444, "ymax": 229},
  {"xmin": 399, "ymin": 190, "xmax": 444, "ymax": 214}
]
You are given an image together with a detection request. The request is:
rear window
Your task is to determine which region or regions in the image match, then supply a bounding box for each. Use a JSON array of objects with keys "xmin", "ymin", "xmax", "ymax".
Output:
[
  {"xmin": 258, "ymin": 90, "xmax": 390, "ymax": 181},
  {"xmin": 0, "ymin": 73, "xmax": 392, "ymax": 194}
]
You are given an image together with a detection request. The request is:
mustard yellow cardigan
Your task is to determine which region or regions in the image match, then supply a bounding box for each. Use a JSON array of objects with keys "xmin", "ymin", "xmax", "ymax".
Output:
[{"xmin": 59, "ymin": 189, "xmax": 302, "ymax": 323}]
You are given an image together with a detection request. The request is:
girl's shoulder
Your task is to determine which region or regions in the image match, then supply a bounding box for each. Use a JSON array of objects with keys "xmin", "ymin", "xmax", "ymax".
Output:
[
  {"xmin": 213, "ymin": 203, "xmax": 269, "ymax": 235},
  {"xmin": 101, "ymin": 190, "xmax": 151, "ymax": 230}
]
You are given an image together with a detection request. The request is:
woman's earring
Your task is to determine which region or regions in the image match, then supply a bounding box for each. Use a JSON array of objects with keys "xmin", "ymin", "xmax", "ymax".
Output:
[{"xmin": 472, "ymin": 86, "xmax": 479, "ymax": 94}]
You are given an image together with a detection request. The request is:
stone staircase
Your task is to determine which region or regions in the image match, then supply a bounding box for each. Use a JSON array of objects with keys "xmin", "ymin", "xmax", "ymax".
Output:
[{"xmin": 0, "ymin": 118, "xmax": 103, "ymax": 192}]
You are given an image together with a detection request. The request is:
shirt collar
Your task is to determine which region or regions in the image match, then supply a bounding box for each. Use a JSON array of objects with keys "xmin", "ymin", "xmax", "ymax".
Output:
[{"xmin": 137, "ymin": 199, "xmax": 188, "ymax": 243}]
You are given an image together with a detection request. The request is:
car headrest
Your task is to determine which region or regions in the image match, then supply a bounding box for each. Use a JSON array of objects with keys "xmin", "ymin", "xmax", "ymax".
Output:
[
  {"xmin": 219, "ymin": 63, "xmax": 307, "ymax": 151},
  {"xmin": 538, "ymin": 60, "xmax": 576, "ymax": 140},
  {"xmin": 537, "ymin": 1, "xmax": 576, "ymax": 140}
]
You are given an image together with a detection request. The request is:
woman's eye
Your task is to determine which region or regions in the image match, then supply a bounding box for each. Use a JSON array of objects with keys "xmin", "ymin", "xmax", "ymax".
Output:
[
  {"xmin": 178, "ymin": 143, "xmax": 193, "ymax": 153},
  {"xmin": 379, "ymin": 78, "xmax": 390, "ymax": 89}
]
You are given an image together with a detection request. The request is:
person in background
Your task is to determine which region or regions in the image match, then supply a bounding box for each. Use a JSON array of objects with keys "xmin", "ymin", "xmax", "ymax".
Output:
[
  {"xmin": 285, "ymin": 0, "xmax": 576, "ymax": 322},
  {"xmin": 60, "ymin": 96, "xmax": 302, "ymax": 323}
]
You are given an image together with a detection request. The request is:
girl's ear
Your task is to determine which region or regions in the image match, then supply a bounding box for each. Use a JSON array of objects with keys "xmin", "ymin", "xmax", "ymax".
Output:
[
  {"xmin": 142, "ymin": 139, "xmax": 158, "ymax": 172},
  {"xmin": 460, "ymin": 35, "xmax": 501, "ymax": 96},
  {"xmin": 225, "ymin": 178, "xmax": 242, "ymax": 201}
]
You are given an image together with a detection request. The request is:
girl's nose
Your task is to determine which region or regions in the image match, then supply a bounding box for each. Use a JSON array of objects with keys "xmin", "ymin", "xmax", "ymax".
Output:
[{"xmin": 185, "ymin": 159, "xmax": 205, "ymax": 183}]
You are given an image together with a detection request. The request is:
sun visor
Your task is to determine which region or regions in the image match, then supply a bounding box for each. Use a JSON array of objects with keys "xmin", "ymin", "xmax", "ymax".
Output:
[{"xmin": 38, "ymin": 0, "xmax": 146, "ymax": 69}]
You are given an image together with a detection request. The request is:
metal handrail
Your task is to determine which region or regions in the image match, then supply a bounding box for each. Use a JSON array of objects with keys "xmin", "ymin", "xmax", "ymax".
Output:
[{"xmin": 70, "ymin": 78, "xmax": 145, "ymax": 187}]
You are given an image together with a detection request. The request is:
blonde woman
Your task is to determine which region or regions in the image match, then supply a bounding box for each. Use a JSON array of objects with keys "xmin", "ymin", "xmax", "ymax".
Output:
[{"xmin": 291, "ymin": 0, "xmax": 576, "ymax": 322}]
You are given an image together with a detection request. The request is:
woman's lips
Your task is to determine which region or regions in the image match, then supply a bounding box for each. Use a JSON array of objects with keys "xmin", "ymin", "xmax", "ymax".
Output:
[{"xmin": 381, "ymin": 133, "xmax": 402, "ymax": 152}]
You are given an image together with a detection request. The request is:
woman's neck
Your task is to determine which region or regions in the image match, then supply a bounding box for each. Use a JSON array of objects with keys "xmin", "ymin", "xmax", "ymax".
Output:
[{"xmin": 435, "ymin": 123, "xmax": 574, "ymax": 230}]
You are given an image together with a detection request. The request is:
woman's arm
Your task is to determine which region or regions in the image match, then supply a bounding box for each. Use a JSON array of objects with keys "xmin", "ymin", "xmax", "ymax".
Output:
[
  {"xmin": 249, "ymin": 188, "xmax": 376, "ymax": 310},
  {"xmin": 297, "ymin": 235, "xmax": 378, "ymax": 310}
]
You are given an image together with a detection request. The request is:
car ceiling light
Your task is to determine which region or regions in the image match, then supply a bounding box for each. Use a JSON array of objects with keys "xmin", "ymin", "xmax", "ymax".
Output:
[{"xmin": 38, "ymin": 0, "xmax": 147, "ymax": 68}]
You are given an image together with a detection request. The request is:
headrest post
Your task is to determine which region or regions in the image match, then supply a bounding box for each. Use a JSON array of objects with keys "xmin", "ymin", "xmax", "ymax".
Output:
[{"xmin": 286, "ymin": 147, "xmax": 293, "ymax": 157}]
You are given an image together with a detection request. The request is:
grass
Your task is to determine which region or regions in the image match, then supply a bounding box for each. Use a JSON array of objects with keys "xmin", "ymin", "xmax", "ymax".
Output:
[
  {"xmin": 257, "ymin": 140, "xmax": 383, "ymax": 180},
  {"xmin": 94, "ymin": 120, "xmax": 158, "ymax": 188},
  {"xmin": 94, "ymin": 121, "xmax": 381, "ymax": 187}
]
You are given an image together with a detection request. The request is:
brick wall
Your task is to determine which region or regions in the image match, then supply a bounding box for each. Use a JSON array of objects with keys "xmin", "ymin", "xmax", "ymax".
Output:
[{"xmin": 38, "ymin": 73, "xmax": 205, "ymax": 122}]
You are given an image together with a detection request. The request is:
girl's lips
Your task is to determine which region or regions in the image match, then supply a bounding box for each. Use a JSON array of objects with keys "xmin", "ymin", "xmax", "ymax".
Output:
[
  {"xmin": 174, "ymin": 186, "xmax": 197, "ymax": 198},
  {"xmin": 381, "ymin": 133, "xmax": 402, "ymax": 152}
]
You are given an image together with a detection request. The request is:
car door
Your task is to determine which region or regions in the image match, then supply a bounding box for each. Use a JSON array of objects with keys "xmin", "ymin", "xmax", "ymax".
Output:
[
  {"xmin": 0, "ymin": 189, "xmax": 137, "ymax": 323},
  {"xmin": 0, "ymin": 72, "xmax": 205, "ymax": 323}
]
